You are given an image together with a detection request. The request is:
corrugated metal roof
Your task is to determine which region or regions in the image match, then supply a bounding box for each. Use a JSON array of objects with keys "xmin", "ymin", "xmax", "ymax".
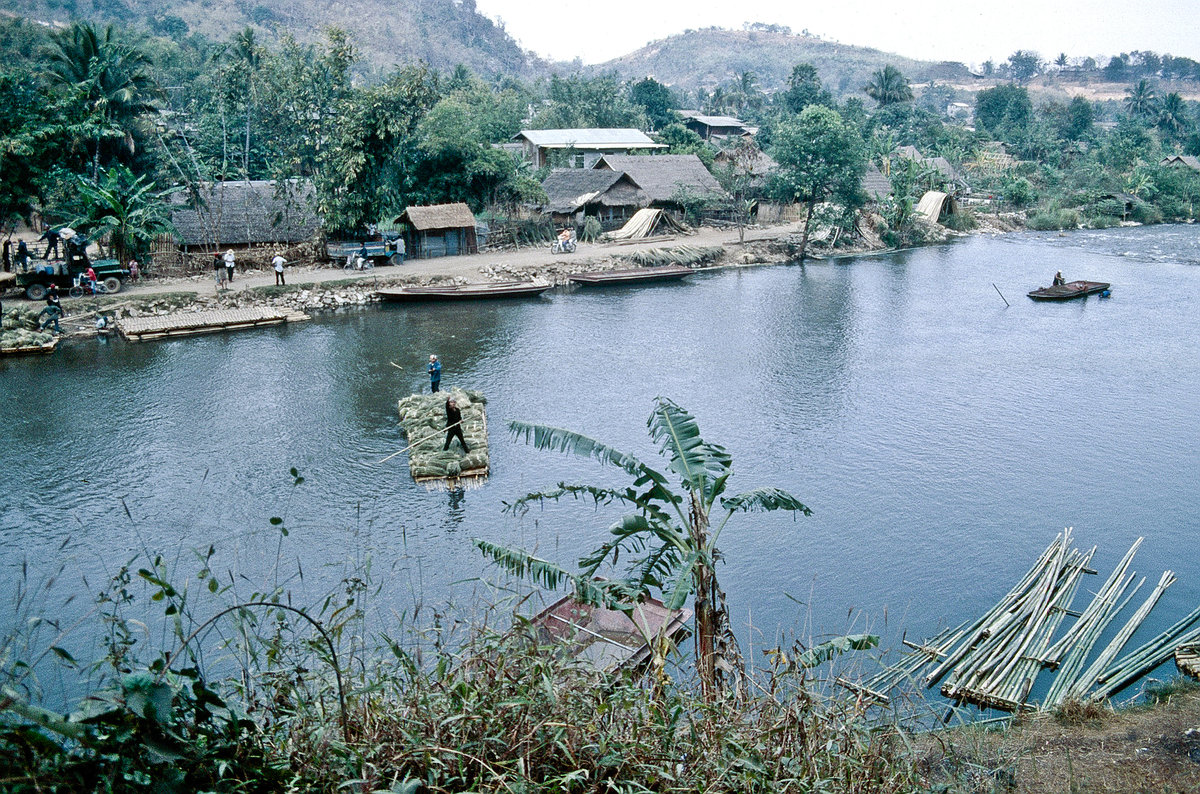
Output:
[
  {"xmin": 688, "ymin": 115, "xmax": 750, "ymax": 128},
  {"xmin": 515, "ymin": 128, "xmax": 665, "ymax": 150}
]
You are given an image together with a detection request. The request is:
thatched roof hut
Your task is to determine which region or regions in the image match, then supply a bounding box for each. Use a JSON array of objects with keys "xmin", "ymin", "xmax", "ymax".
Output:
[
  {"xmin": 594, "ymin": 154, "xmax": 728, "ymax": 208},
  {"xmin": 539, "ymin": 169, "xmax": 647, "ymax": 227},
  {"xmin": 860, "ymin": 164, "xmax": 893, "ymax": 201},
  {"xmin": 395, "ymin": 203, "xmax": 478, "ymax": 258},
  {"xmin": 168, "ymin": 179, "xmax": 320, "ymax": 250}
]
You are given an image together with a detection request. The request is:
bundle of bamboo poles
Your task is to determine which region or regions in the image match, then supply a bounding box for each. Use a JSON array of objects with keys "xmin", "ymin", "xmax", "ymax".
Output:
[{"xmin": 839, "ymin": 531, "xmax": 1200, "ymax": 713}]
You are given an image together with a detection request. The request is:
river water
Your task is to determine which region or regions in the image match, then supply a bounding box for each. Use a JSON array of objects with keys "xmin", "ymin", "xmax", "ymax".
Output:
[{"xmin": 3, "ymin": 225, "xmax": 1199, "ymax": 697}]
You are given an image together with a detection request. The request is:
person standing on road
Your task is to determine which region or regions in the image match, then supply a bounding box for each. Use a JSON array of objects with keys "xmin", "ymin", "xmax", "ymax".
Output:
[
  {"xmin": 428, "ymin": 354, "xmax": 442, "ymax": 393},
  {"xmin": 214, "ymin": 254, "xmax": 226, "ymax": 290},
  {"xmin": 272, "ymin": 251, "xmax": 287, "ymax": 285},
  {"xmin": 223, "ymin": 249, "xmax": 235, "ymax": 283},
  {"xmin": 443, "ymin": 398, "xmax": 470, "ymax": 452},
  {"xmin": 128, "ymin": 259, "xmax": 139, "ymax": 282},
  {"xmin": 16, "ymin": 240, "xmax": 29, "ymax": 270}
]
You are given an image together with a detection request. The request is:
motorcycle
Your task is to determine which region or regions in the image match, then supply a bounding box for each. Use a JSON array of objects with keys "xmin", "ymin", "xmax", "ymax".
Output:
[{"xmin": 551, "ymin": 236, "xmax": 577, "ymax": 254}]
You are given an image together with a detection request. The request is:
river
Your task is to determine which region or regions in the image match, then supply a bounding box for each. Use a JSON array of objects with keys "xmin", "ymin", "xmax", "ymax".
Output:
[{"xmin": 2, "ymin": 224, "xmax": 1199, "ymax": 700}]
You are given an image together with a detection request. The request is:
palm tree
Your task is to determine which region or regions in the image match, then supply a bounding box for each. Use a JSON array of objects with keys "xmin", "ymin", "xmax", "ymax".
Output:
[
  {"xmin": 1157, "ymin": 92, "xmax": 1191, "ymax": 137},
  {"xmin": 475, "ymin": 398, "xmax": 810, "ymax": 698},
  {"xmin": 44, "ymin": 22, "xmax": 158, "ymax": 179},
  {"xmin": 863, "ymin": 65, "xmax": 913, "ymax": 106},
  {"xmin": 1123, "ymin": 79, "xmax": 1159, "ymax": 119}
]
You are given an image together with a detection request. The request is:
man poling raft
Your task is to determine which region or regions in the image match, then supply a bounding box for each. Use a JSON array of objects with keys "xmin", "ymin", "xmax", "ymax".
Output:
[{"xmin": 394, "ymin": 388, "xmax": 489, "ymax": 485}]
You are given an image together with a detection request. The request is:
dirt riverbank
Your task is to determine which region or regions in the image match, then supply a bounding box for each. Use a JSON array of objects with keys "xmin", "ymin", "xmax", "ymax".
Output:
[{"xmin": 8, "ymin": 212, "xmax": 1025, "ymax": 339}]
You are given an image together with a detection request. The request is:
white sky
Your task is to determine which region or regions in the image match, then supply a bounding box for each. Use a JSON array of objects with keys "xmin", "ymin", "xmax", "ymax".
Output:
[{"xmin": 472, "ymin": 0, "xmax": 1200, "ymax": 68}]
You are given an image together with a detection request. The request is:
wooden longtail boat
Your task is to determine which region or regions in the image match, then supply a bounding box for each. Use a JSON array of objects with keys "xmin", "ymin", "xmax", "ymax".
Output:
[
  {"xmin": 1027, "ymin": 280, "xmax": 1110, "ymax": 301},
  {"xmin": 377, "ymin": 280, "xmax": 551, "ymax": 302},
  {"xmin": 531, "ymin": 594, "xmax": 691, "ymax": 674},
  {"xmin": 569, "ymin": 265, "xmax": 693, "ymax": 286}
]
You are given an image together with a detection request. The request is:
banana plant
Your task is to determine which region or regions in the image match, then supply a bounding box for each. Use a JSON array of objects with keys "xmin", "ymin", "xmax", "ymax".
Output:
[{"xmin": 474, "ymin": 397, "xmax": 811, "ymax": 697}]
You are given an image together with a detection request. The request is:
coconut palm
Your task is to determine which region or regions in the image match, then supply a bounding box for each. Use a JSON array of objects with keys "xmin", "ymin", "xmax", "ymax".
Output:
[
  {"xmin": 43, "ymin": 22, "xmax": 158, "ymax": 178},
  {"xmin": 474, "ymin": 398, "xmax": 810, "ymax": 698},
  {"xmin": 1157, "ymin": 92, "xmax": 1191, "ymax": 137},
  {"xmin": 1123, "ymin": 79, "xmax": 1159, "ymax": 119},
  {"xmin": 863, "ymin": 65, "xmax": 913, "ymax": 106},
  {"xmin": 230, "ymin": 27, "xmax": 263, "ymax": 178}
]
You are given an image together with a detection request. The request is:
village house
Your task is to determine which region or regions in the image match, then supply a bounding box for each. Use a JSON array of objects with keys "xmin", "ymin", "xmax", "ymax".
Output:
[
  {"xmin": 512, "ymin": 128, "xmax": 666, "ymax": 169},
  {"xmin": 1159, "ymin": 155, "xmax": 1200, "ymax": 172},
  {"xmin": 593, "ymin": 154, "xmax": 728, "ymax": 216},
  {"xmin": 539, "ymin": 169, "xmax": 647, "ymax": 229},
  {"xmin": 166, "ymin": 179, "xmax": 321, "ymax": 252},
  {"xmin": 678, "ymin": 111, "xmax": 755, "ymax": 141},
  {"xmin": 395, "ymin": 203, "xmax": 478, "ymax": 259}
]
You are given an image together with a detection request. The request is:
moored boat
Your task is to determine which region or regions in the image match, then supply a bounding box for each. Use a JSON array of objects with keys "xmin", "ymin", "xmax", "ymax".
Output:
[
  {"xmin": 1027, "ymin": 280, "xmax": 1111, "ymax": 301},
  {"xmin": 531, "ymin": 593, "xmax": 691, "ymax": 674},
  {"xmin": 377, "ymin": 280, "xmax": 551, "ymax": 302},
  {"xmin": 569, "ymin": 265, "xmax": 693, "ymax": 286}
]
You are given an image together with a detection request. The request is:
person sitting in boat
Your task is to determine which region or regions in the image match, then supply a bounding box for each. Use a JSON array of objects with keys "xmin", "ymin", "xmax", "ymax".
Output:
[{"xmin": 1052, "ymin": 271, "xmax": 1066, "ymax": 286}]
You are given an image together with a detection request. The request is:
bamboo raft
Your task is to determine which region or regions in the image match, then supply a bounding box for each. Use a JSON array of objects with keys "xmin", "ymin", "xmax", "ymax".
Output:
[
  {"xmin": 0, "ymin": 339, "xmax": 58, "ymax": 357},
  {"xmin": 1176, "ymin": 645, "xmax": 1200, "ymax": 679},
  {"xmin": 117, "ymin": 307, "xmax": 310, "ymax": 342},
  {"xmin": 842, "ymin": 530, "xmax": 1200, "ymax": 713},
  {"xmin": 396, "ymin": 389, "xmax": 489, "ymax": 489}
]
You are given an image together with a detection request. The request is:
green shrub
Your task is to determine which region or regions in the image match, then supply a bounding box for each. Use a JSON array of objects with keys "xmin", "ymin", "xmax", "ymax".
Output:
[
  {"xmin": 943, "ymin": 210, "xmax": 978, "ymax": 231},
  {"xmin": 1084, "ymin": 213, "xmax": 1119, "ymax": 229},
  {"xmin": 1002, "ymin": 177, "xmax": 1037, "ymax": 208},
  {"xmin": 1131, "ymin": 202, "xmax": 1163, "ymax": 224},
  {"xmin": 1026, "ymin": 208, "xmax": 1081, "ymax": 230},
  {"xmin": 580, "ymin": 215, "xmax": 602, "ymax": 242}
]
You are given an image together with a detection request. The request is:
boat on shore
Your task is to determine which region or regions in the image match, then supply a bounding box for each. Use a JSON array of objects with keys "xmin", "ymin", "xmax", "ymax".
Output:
[
  {"xmin": 1027, "ymin": 280, "xmax": 1111, "ymax": 301},
  {"xmin": 569, "ymin": 265, "xmax": 693, "ymax": 286},
  {"xmin": 378, "ymin": 280, "xmax": 551, "ymax": 302},
  {"xmin": 531, "ymin": 593, "xmax": 691, "ymax": 674}
]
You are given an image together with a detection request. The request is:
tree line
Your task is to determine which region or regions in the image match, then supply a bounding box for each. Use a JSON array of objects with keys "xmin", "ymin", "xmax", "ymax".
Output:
[{"xmin": 2, "ymin": 17, "xmax": 1198, "ymax": 257}]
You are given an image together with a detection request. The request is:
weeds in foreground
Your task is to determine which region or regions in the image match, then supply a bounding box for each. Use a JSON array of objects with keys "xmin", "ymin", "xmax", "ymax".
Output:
[{"xmin": 0, "ymin": 501, "xmax": 921, "ymax": 791}]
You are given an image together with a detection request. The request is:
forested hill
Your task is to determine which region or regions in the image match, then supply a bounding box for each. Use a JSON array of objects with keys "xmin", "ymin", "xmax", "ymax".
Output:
[
  {"xmin": 592, "ymin": 27, "xmax": 973, "ymax": 96},
  {"xmin": 3, "ymin": 0, "xmax": 544, "ymax": 76}
]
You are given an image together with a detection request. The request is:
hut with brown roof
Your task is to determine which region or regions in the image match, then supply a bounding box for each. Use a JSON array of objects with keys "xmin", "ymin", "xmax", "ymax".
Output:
[
  {"xmin": 395, "ymin": 203, "xmax": 478, "ymax": 259},
  {"xmin": 593, "ymin": 154, "xmax": 728, "ymax": 214},
  {"xmin": 167, "ymin": 179, "xmax": 320, "ymax": 251},
  {"xmin": 539, "ymin": 169, "xmax": 647, "ymax": 228},
  {"xmin": 860, "ymin": 164, "xmax": 894, "ymax": 202}
]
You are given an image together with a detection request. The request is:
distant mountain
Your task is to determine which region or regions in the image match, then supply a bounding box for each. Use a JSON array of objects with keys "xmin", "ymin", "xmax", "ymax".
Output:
[
  {"xmin": 7, "ymin": 0, "xmax": 545, "ymax": 76},
  {"xmin": 590, "ymin": 27, "xmax": 973, "ymax": 97}
]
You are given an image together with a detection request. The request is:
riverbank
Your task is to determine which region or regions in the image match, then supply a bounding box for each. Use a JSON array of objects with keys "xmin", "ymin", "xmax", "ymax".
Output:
[{"xmin": 16, "ymin": 210, "xmax": 1029, "ymax": 341}]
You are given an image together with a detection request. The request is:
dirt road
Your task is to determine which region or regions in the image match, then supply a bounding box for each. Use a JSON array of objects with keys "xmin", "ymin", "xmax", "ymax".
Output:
[{"xmin": 110, "ymin": 220, "xmax": 807, "ymax": 299}]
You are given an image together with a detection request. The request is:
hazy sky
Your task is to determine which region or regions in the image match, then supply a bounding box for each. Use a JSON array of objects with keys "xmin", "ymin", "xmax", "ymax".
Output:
[{"xmin": 471, "ymin": 0, "xmax": 1199, "ymax": 67}]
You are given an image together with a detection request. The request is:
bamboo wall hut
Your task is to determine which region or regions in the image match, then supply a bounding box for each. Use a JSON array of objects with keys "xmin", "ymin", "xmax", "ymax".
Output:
[{"xmin": 395, "ymin": 203, "xmax": 479, "ymax": 259}]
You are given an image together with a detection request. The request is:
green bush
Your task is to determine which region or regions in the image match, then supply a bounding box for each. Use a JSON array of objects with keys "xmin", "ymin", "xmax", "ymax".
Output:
[
  {"xmin": 1026, "ymin": 208, "xmax": 1081, "ymax": 230},
  {"xmin": 942, "ymin": 210, "xmax": 978, "ymax": 231},
  {"xmin": 1002, "ymin": 177, "xmax": 1037, "ymax": 208},
  {"xmin": 580, "ymin": 215, "xmax": 602, "ymax": 242},
  {"xmin": 1131, "ymin": 202, "xmax": 1163, "ymax": 224},
  {"xmin": 1084, "ymin": 213, "xmax": 1120, "ymax": 229}
]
